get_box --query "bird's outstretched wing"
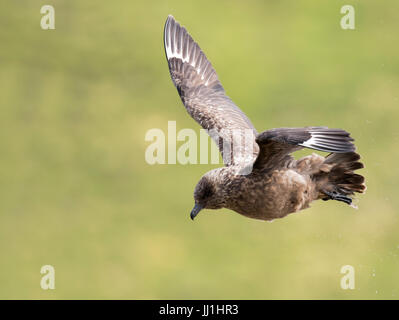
[164,15,258,166]
[254,127,356,170]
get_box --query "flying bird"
[163,15,366,221]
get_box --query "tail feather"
[316,152,366,206]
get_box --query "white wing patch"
[164,24,190,64]
[164,15,210,85]
[300,131,350,151]
[301,133,332,149]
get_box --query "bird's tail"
[315,152,366,208]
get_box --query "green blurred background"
[0,0,398,299]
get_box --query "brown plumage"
[164,15,366,221]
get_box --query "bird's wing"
[164,15,259,167]
[254,127,356,170]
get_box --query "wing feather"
[254,127,356,170]
[164,15,258,166]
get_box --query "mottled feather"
[164,15,259,166]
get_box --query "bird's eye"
[201,185,214,199]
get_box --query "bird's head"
[190,170,226,220]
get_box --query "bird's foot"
[322,190,352,205]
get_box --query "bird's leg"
[322,190,352,205]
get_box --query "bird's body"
[230,168,314,221]
[192,151,361,221]
[163,15,366,221]
[199,166,315,221]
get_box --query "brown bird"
[163,15,366,221]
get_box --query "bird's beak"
[190,203,203,220]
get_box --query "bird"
[163,15,366,221]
